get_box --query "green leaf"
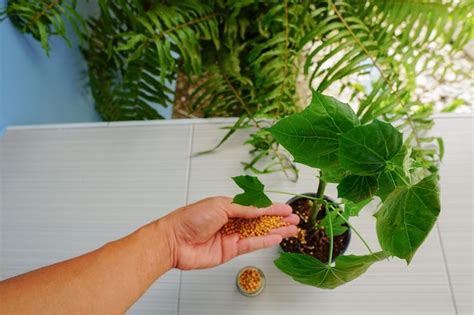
[219,47,242,79]
[37,22,49,55]
[320,164,349,183]
[268,91,359,169]
[377,172,404,201]
[231,175,272,208]
[376,145,411,201]
[436,137,445,161]
[339,119,403,176]
[343,198,373,216]
[375,174,440,263]
[274,252,386,289]
[337,175,378,203]
[116,34,147,51]
[441,98,464,113]
[193,116,248,156]
[319,210,348,236]
[127,43,145,62]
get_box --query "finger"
[219,197,258,218]
[282,213,299,225]
[224,199,292,219]
[270,225,298,239]
[260,203,293,217]
[237,234,282,255]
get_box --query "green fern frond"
[301,0,472,169]
[193,71,252,117]
[359,0,474,81]
[361,0,474,50]
[1,0,86,55]
[247,0,311,116]
[193,0,312,118]
[83,3,174,121]
[304,16,375,91]
[83,0,221,121]
[117,0,220,79]
[304,0,473,93]
[3,0,471,178]
[331,3,435,167]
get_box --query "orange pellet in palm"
[221,215,289,239]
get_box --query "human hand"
[160,196,299,270]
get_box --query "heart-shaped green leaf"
[275,252,386,289]
[339,119,403,176]
[268,91,359,169]
[337,175,378,203]
[232,175,272,208]
[375,174,440,263]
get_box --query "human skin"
[0,196,299,314]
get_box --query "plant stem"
[316,179,327,199]
[334,211,374,255]
[393,167,411,186]
[327,203,334,264]
[308,180,327,228]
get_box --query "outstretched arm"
[0,197,298,314]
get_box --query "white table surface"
[0,114,472,314]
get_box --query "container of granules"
[236,266,265,297]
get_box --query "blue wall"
[0,1,172,135]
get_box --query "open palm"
[163,197,299,270]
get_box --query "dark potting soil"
[280,197,350,263]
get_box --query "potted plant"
[231,91,440,289]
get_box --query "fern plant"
[0,0,85,55]
[2,0,472,178]
[82,0,221,120]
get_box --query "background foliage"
[2,0,473,178]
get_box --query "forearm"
[0,219,173,314]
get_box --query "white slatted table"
[0,114,472,314]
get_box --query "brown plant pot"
[280,193,351,263]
